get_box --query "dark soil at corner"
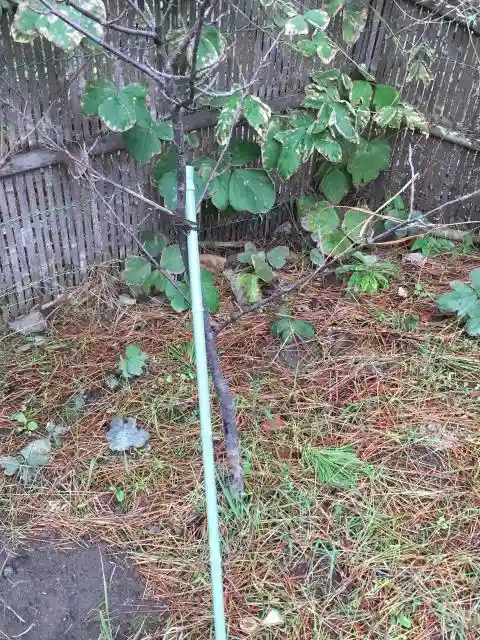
[0,539,166,639]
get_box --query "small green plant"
[118,344,148,379]
[411,235,455,257]
[10,405,38,433]
[382,195,428,237]
[109,485,125,504]
[335,251,397,294]
[437,268,480,336]
[301,445,371,489]
[123,232,220,314]
[413,282,431,299]
[270,306,315,344]
[236,242,289,303]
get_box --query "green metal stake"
[185,165,227,640]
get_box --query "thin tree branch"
[125,0,156,31]
[63,0,156,38]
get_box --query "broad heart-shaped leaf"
[293,319,316,339]
[161,244,185,274]
[124,256,151,285]
[374,84,399,109]
[216,92,242,145]
[190,25,226,71]
[236,273,262,303]
[284,14,309,36]
[140,231,167,258]
[310,247,325,265]
[123,124,161,162]
[143,270,166,294]
[321,231,353,257]
[157,170,205,210]
[153,151,177,184]
[304,9,330,29]
[152,121,174,141]
[296,39,317,57]
[312,30,338,63]
[252,256,274,283]
[20,438,51,468]
[320,168,350,204]
[309,104,334,135]
[82,79,115,115]
[342,3,368,44]
[301,201,340,235]
[347,138,391,186]
[106,416,149,452]
[237,242,261,265]
[350,80,372,107]
[331,103,359,143]
[119,344,148,378]
[266,246,289,269]
[466,304,480,336]
[312,134,342,163]
[325,0,346,17]
[98,91,137,132]
[164,271,219,313]
[243,95,271,139]
[209,170,232,210]
[229,169,275,214]
[261,118,282,170]
[0,456,21,476]
[470,268,480,292]
[228,139,261,166]
[437,283,478,317]
[271,315,295,343]
[165,279,190,312]
[297,194,317,216]
[343,209,372,242]
[13,0,106,50]
[200,268,220,313]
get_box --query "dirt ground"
[1,249,480,638]
[0,537,164,639]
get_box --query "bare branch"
[63,0,156,38]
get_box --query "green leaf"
[12,411,27,424]
[343,209,372,242]
[216,92,242,145]
[293,319,316,339]
[297,194,317,216]
[331,103,359,143]
[320,168,350,204]
[123,124,161,162]
[322,232,353,257]
[243,95,271,139]
[325,0,346,17]
[143,270,166,294]
[98,92,137,132]
[120,84,148,101]
[209,170,232,210]
[301,201,340,235]
[252,256,274,283]
[437,282,478,317]
[165,279,190,312]
[237,242,260,265]
[275,126,313,179]
[342,3,368,44]
[119,344,148,378]
[266,246,289,269]
[237,273,262,303]
[347,138,391,186]
[309,103,334,134]
[350,80,372,107]
[82,79,115,115]
[13,0,106,50]
[312,30,338,63]
[106,416,149,451]
[152,121,174,141]
[124,256,151,285]
[284,14,309,36]
[201,268,220,313]
[161,244,185,274]
[190,25,226,71]
[312,134,342,163]
[397,614,412,630]
[261,118,282,170]
[140,231,167,258]
[304,9,330,29]
[465,312,480,336]
[374,84,399,109]
[310,248,325,265]
[229,169,275,214]
[228,139,261,166]
[153,151,177,183]
[157,171,178,210]
[295,39,317,57]
[20,438,51,468]
[374,105,404,129]
[471,268,480,292]
[0,456,21,476]
[402,104,429,134]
